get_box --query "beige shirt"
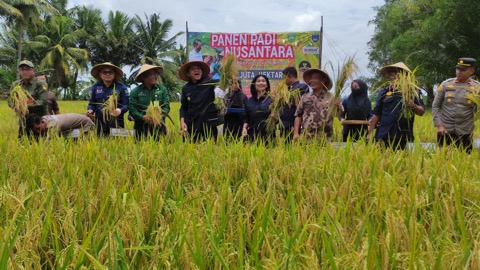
[432,77,479,135]
[44,113,95,135]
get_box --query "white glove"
[214,87,226,98]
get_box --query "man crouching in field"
[25,113,95,138]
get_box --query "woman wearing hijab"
[223,80,247,141]
[338,79,372,142]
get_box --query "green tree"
[27,15,88,99]
[132,13,184,99]
[90,10,137,67]
[368,0,480,106]
[0,0,57,69]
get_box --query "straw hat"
[134,64,163,82]
[302,68,333,90]
[178,61,210,82]
[380,62,411,78]
[91,62,123,81]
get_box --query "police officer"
[368,62,425,150]
[432,57,479,152]
[9,60,48,138]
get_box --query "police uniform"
[432,57,478,151]
[42,114,94,136]
[10,75,48,137]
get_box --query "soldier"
[432,57,479,152]
[35,72,60,115]
[9,60,48,138]
[293,68,341,143]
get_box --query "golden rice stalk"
[218,54,239,91]
[9,85,33,118]
[266,77,301,132]
[334,56,359,98]
[102,86,118,121]
[146,103,164,126]
[467,83,480,120]
[392,67,421,119]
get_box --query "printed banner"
[187,31,321,96]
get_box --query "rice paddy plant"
[1,100,480,268]
[391,67,421,119]
[145,102,164,126]
[8,85,33,119]
[326,56,359,117]
[102,85,118,121]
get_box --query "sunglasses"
[101,70,114,75]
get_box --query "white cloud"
[69,0,385,78]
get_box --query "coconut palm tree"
[27,15,88,99]
[132,13,184,97]
[90,10,138,67]
[0,0,57,68]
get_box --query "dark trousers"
[377,138,408,150]
[437,133,473,153]
[342,125,368,142]
[186,122,218,142]
[224,114,244,142]
[135,124,166,140]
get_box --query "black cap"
[298,61,311,71]
[456,57,476,70]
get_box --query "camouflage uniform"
[9,77,48,137]
[294,90,335,142]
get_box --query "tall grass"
[1,100,480,269]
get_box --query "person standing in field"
[293,68,341,143]
[179,61,224,142]
[86,62,129,136]
[129,64,170,140]
[25,113,94,137]
[242,74,275,143]
[432,57,479,153]
[8,60,48,138]
[338,79,372,142]
[35,72,60,115]
[368,62,425,150]
[279,66,309,141]
[223,80,247,141]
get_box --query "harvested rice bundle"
[9,85,33,118]
[102,85,118,121]
[146,102,164,126]
[218,54,239,91]
[265,77,301,132]
[391,67,421,119]
[215,54,239,116]
[327,56,358,117]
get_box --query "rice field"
[1,100,480,269]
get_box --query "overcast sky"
[70,0,385,79]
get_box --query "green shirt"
[129,83,170,124]
[10,77,48,117]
